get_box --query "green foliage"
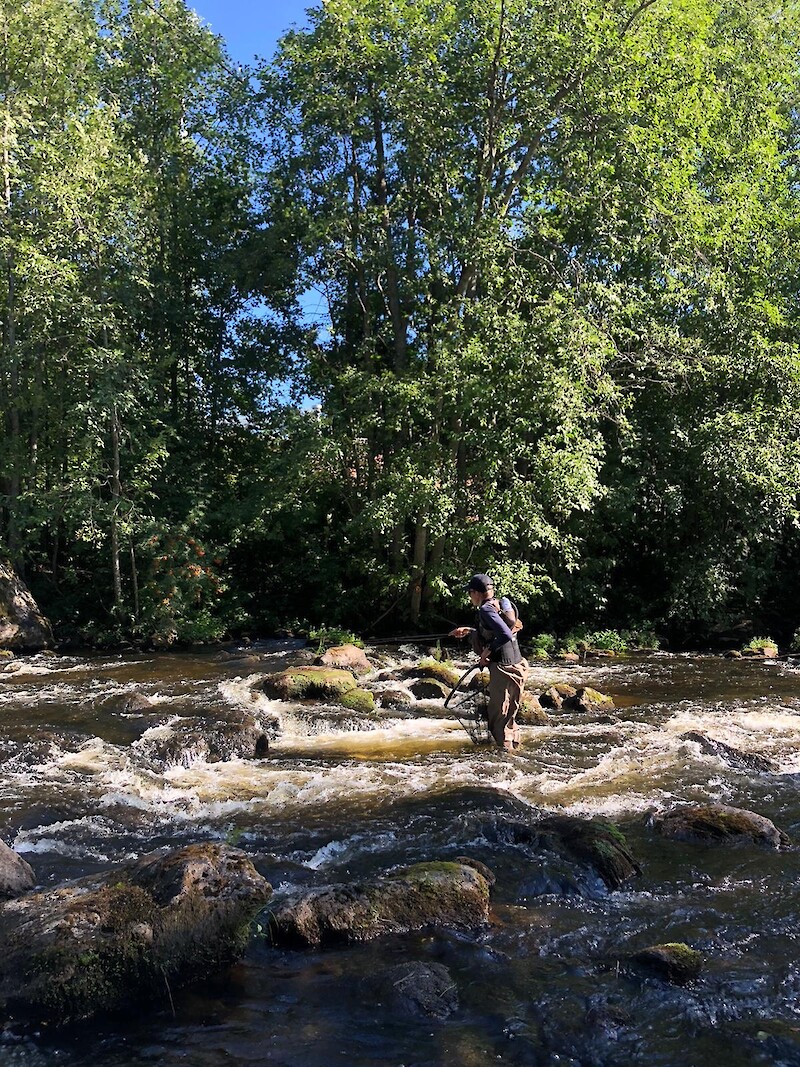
[742,636,779,653]
[583,630,630,654]
[528,633,557,660]
[308,626,364,652]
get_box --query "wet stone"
[651,803,790,850]
[267,861,491,948]
[680,731,777,773]
[370,961,458,1019]
[0,841,35,900]
[627,943,703,984]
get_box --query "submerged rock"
[0,843,271,1026]
[315,644,373,675]
[134,712,271,765]
[267,861,491,948]
[651,803,790,850]
[483,815,641,892]
[375,687,414,708]
[0,563,53,652]
[0,841,35,900]
[262,666,358,702]
[680,731,777,773]
[627,943,702,984]
[371,961,458,1019]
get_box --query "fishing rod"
[366,632,455,646]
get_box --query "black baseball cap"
[466,573,494,593]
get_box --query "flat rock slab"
[0,843,271,1026]
[651,803,790,849]
[268,861,491,948]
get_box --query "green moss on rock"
[406,660,462,688]
[262,667,358,702]
[267,860,490,948]
[652,803,790,850]
[630,943,702,984]
[340,687,376,713]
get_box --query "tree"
[257,0,800,629]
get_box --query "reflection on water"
[2,646,800,1066]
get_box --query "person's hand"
[478,649,490,667]
[449,626,472,639]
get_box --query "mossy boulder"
[376,687,414,708]
[538,684,577,710]
[0,841,35,900]
[262,667,357,702]
[627,943,702,984]
[651,803,790,850]
[562,687,615,713]
[406,660,462,688]
[483,815,641,893]
[315,644,373,675]
[537,816,641,890]
[339,687,376,714]
[742,643,778,659]
[267,861,491,949]
[0,843,271,1026]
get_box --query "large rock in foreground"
[268,861,491,948]
[0,562,53,651]
[651,804,790,850]
[0,843,270,1026]
[0,841,35,900]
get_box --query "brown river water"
[2,644,800,1066]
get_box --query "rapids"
[2,644,800,1066]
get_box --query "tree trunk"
[110,404,123,616]
[409,518,428,623]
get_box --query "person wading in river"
[449,574,528,751]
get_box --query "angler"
[449,573,529,751]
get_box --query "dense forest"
[2,0,800,647]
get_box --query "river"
[2,644,800,1066]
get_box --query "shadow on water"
[2,649,800,1065]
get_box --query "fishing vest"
[476,598,523,665]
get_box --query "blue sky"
[190,0,312,64]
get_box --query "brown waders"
[487,658,529,750]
